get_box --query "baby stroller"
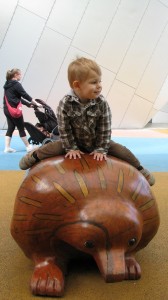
[24,99,59,146]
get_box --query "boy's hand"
[65,150,84,159]
[90,152,107,161]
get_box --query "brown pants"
[36,140,140,169]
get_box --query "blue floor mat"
[0,136,167,171]
[113,137,168,172]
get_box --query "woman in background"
[3,68,41,153]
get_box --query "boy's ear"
[72,80,80,89]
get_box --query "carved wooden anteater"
[11,155,160,297]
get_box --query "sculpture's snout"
[94,248,126,282]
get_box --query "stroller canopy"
[34,99,59,134]
[24,99,59,145]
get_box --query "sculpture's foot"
[125,255,141,280]
[30,258,64,296]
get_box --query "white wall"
[152,102,168,123]
[0,0,168,129]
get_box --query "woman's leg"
[5,115,15,137]
[15,116,37,151]
[4,115,16,152]
[15,115,27,138]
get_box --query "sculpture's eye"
[84,240,95,249]
[128,238,137,247]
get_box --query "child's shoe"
[140,168,155,186]
[4,147,16,153]
[19,152,39,170]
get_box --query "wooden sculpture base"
[11,155,160,297]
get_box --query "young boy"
[19,57,155,186]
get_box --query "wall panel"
[1,0,168,129]
[0,0,18,46]
[97,0,149,73]
[22,28,71,100]
[107,80,135,128]
[117,1,168,88]
[47,0,89,39]
[120,95,153,128]
[18,0,55,19]
[72,0,120,56]
[0,6,45,90]
[136,23,168,103]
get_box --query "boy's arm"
[56,97,79,152]
[94,99,112,154]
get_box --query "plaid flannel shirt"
[56,91,112,153]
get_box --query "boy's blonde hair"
[68,57,101,88]
[6,68,20,80]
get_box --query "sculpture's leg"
[30,256,65,297]
[125,254,141,280]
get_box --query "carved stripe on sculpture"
[53,182,76,203]
[31,175,48,189]
[13,214,28,221]
[19,197,42,207]
[55,163,65,174]
[128,166,134,177]
[132,181,143,201]
[143,215,159,225]
[74,170,89,197]
[34,213,63,221]
[106,158,113,169]
[117,169,124,193]
[80,157,90,170]
[97,166,106,189]
[25,228,52,235]
[139,199,155,211]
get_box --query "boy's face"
[74,71,102,100]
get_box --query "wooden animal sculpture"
[11,155,160,297]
